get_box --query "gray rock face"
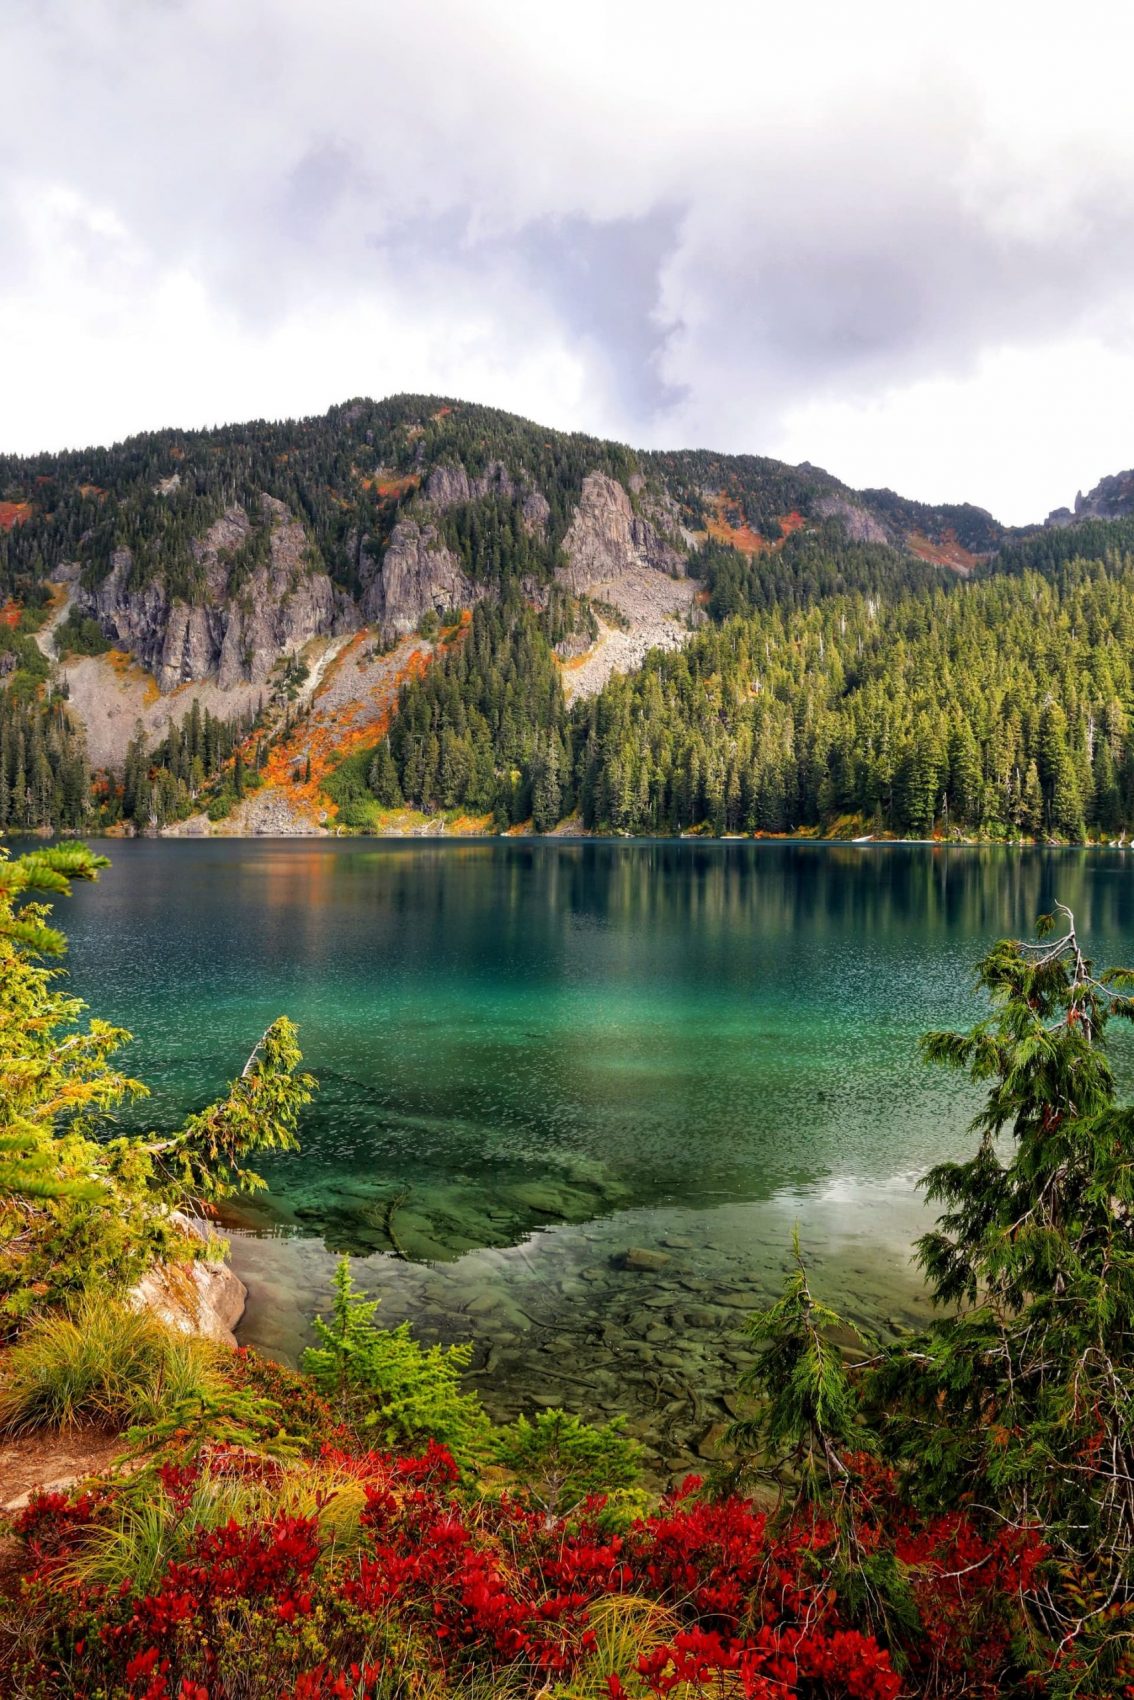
[359,517,478,635]
[1073,470,1134,521]
[1045,470,1134,529]
[425,462,474,508]
[80,499,351,693]
[425,457,517,509]
[69,465,687,700]
[814,493,890,545]
[425,459,549,539]
[521,488,551,534]
[559,471,685,593]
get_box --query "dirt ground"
[0,1423,126,1511]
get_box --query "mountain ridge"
[0,389,1060,704]
[5,393,1134,842]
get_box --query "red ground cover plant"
[2,1442,1050,1700]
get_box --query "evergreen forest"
[351,530,1134,843]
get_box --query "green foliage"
[492,1407,644,1523]
[0,686,90,832]
[302,1256,490,1465]
[0,394,640,608]
[572,553,1134,839]
[52,610,111,657]
[0,1298,223,1434]
[116,699,260,831]
[689,527,939,621]
[728,1232,872,1505]
[883,914,1134,1627]
[323,745,384,827]
[727,907,1134,1690]
[379,597,569,825]
[157,1018,314,1202]
[0,846,312,1331]
[9,394,1134,848]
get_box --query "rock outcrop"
[1047,469,1134,528]
[79,498,351,693]
[425,459,549,537]
[128,1213,247,1347]
[554,472,697,704]
[814,493,890,545]
[359,517,478,635]
[425,458,514,508]
[558,471,685,594]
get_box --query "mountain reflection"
[48,839,1134,1259]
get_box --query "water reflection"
[49,839,1134,1266]
[34,836,1134,1474]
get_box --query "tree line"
[358,544,1134,842]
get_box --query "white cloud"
[773,339,1134,521]
[3,0,1134,521]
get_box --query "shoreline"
[7,824,1123,849]
[226,1182,936,1482]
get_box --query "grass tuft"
[0,1298,223,1435]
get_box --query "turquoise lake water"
[44,838,1134,1474]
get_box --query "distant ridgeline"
[3,394,1134,839]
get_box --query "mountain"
[1046,467,1134,528]
[3,394,1134,842]
[0,393,1007,688]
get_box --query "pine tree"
[0,845,315,1323]
[530,734,561,832]
[368,742,403,807]
[886,909,1134,1681]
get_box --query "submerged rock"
[618,1248,671,1272]
[696,1421,731,1461]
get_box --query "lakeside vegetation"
[3,847,1134,1692]
[336,537,1134,842]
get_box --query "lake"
[46,838,1134,1475]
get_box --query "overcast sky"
[4,1,1134,523]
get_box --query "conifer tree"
[0,846,314,1327]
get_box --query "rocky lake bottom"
[228,1181,932,1482]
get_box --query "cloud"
[3,0,1134,520]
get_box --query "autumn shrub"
[58,1450,375,1595]
[0,1442,1051,1700]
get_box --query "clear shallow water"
[42,838,1134,1474]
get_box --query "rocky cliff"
[79,497,352,692]
[15,390,1131,770]
[424,458,551,534]
[558,471,686,593]
[65,449,696,703]
[358,517,477,634]
[1047,468,1134,528]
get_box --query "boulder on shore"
[128,1212,247,1346]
